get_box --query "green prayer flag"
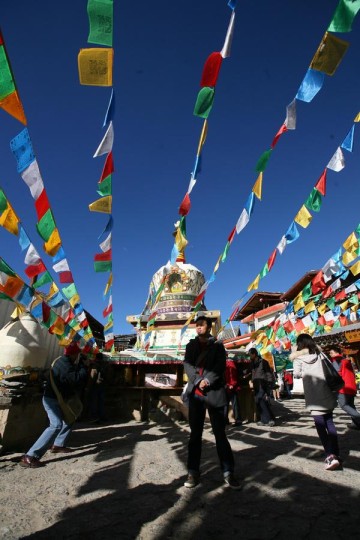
[193,87,215,119]
[107,312,113,323]
[0,45,16,100]
[32,271,53,289]
[302,283,313,302]
[42,309,57,329]
[0,258,16,276]
[305,188,322,212]
[259,263,269,279]
[255,149,272,172]
[36,209,56,242]
[355,223,360,237]
[94,260,112,272]
[326,297,336,310]
[333,320,341,329]
[312,294,322,303]
[276,326,286,338]
[328,0,360,33]
[349,294,359,305]
[0,189,8,214]
[221,242,231,263]
[97,174,112,196]
[62,283,77,300]
[87,0,113,47]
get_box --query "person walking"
[290,334,341,471]
[328,345,360,430]
[20,343,88,468]
[248,348,275,426]
[225,357,242,426]
[183,315,240,489]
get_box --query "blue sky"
[1,1,360,335]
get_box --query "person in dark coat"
[20,343,88,468]
[183,316,240,489]
[249,348,276,426]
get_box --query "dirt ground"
[1,397,360,540]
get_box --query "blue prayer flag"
[296,69,325,103]
[10,128,36,173]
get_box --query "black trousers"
[187,396,234,475]
[254,386,274,424]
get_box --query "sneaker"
[324,455,340,471]
[268,420,275,427]
[184,473,200,488]
[224,474,242,490]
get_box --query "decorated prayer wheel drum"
[0,313,48,373]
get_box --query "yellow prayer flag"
[294,205,312,228]
[304,301,315,314]
[104,320,113,331]
[11,305,25,318]
[342,249,358,266]
[247,274,260,292]
[252,172,263,200]
[69,294,81,308]
[50,317,65,336]
[0,90,27,125]
[0,205,19,235]
[294,294,305,312]
[343,232,358,252]
[104,272,113,296]
[354,112,360,122]
[310,32,349,76]
[78,48,113,86]
[89,195,112,213]
[43,228,62,256]
[307,325,315,336]
[339,301,349,311]
[317,303,327,315]
[349,260,360,276]
[255,332,265,345]
[324,324,333,333]
[351,304,358,312]
[47,282,59,298]
[197,119,208,155]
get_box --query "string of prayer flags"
[78,48,114,86]
[0,30,27,125]
[94,249,112,272]
[328,0,360,33]
[87,0,113,47]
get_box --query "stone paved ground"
[1,397,360,540]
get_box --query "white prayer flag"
[100,233,112,252]
[93,121,114,157]
[53,259,70,273]
[25,244,41,265]
[221,11,235,58]
[21,160,44,200]
[235,209,249,234]
[277,236,287,255]
[285,100,297,130]
[327,147,345,172]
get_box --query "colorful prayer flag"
[78,48,114,86]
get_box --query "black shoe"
[20,455,44,468]
[184,473,200,488]
[224,474,241,490]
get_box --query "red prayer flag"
[35,189,50,220]
[100,152,114,182]
[322,286,333,299]
[59,271,74,284]
[42,301,51,323]
[179,193,191,216]
[25,262,46,278]
[103,304,113,317]
[311,271,326,294]
[335,290,346,302]
[340,315,348,326]
[200,52,223,87]
[294,319,305,332]
[267,249,277,271]
[227,226,236,244]
[315,169,327,196]
[193,290,206,306]
[271,123,288,148]
[94,249,112,262]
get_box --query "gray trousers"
[338,393,360,427]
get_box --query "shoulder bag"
[319,353,344,392]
